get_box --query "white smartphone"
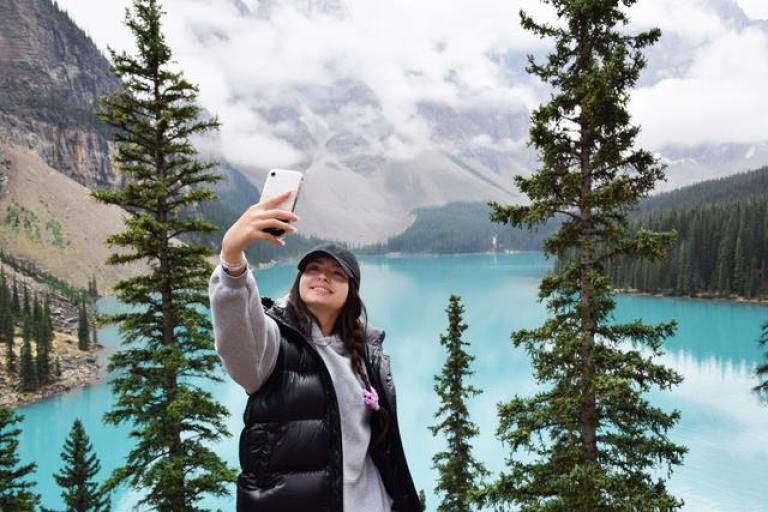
[259,169,304,238]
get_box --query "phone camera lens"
[270,171,276,176]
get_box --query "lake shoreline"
[614,287,768,306]
[2,333,105,409]
[12,254,763,409]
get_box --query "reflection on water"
[18,253,768,511]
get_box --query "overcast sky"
[55,0,768,170]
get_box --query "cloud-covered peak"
[56,0,768,193]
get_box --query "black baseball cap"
[297,243,361,290]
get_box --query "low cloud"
[632,26,768,148]
[57,0,768,167]
[734,0,768,20]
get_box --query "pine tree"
[19,316,37,392]
[418,489,427,512]
[47,419,111,512]
[733,234,746,296]
[54,356,62,378]
[3,319,14,375]
[90,1,237,508]
[755,320,768,401]
[483,1,686,509]
[11,276,20,317]
[1,269,15,374]
[43,295,55,378]
[428,295,487,512]
[21,284,30,318]
[0,407,41,510]
[0,267,7,320]
[33,295,51,385]
[77,301,90,351]
[89,297,100,348]
[88,275,99,300]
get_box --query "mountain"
[178,0,768,242]
[0,0,120,189]
[0,0,524,247]
[0,0,264,291]
[0,143,150,293]
[9,0,764,260]
[235,77,524,244]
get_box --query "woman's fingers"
[256,208,301,223]
[263,233,286,246]
[257,218,297,234]
[227,193,302,250]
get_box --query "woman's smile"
[310,285,333,295]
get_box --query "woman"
[208,191,422,512]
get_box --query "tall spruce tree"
[483,1,686,509]
[21,284,29,318]
[91,318,100,347]
[0,407,40,511]
[1,269,15,374]
[45,419,111,512]
[33,295,51,384]
[19,316,37,392]
[77,301,90,351]
[428,295,487,512]
[90,0,237,509]
[11,276,20,317]
[42,295,54,377]
[3,319,14,374]
[88,275,99,300]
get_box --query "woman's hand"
[221,190,301,262]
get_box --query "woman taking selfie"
[208,190,422,512]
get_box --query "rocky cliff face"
[0,0,121,189]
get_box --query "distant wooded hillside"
[359,201,561,254]
[608,167,768,298]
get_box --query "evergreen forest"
[607,167,768,298]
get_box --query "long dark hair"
[287,266,391,446]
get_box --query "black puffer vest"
[236,298,422,512]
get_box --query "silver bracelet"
[220,251,247,274]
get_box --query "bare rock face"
[0,0,121,190]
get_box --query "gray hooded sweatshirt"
[208,264,394,512]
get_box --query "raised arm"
[208,263,281,394]
[208,190,301,395]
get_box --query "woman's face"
[299,256,350,315]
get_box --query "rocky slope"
[0,142,152,294]
[0,0,120,190]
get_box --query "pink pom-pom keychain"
[362,386,380,411]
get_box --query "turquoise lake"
[17,252,768,511]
